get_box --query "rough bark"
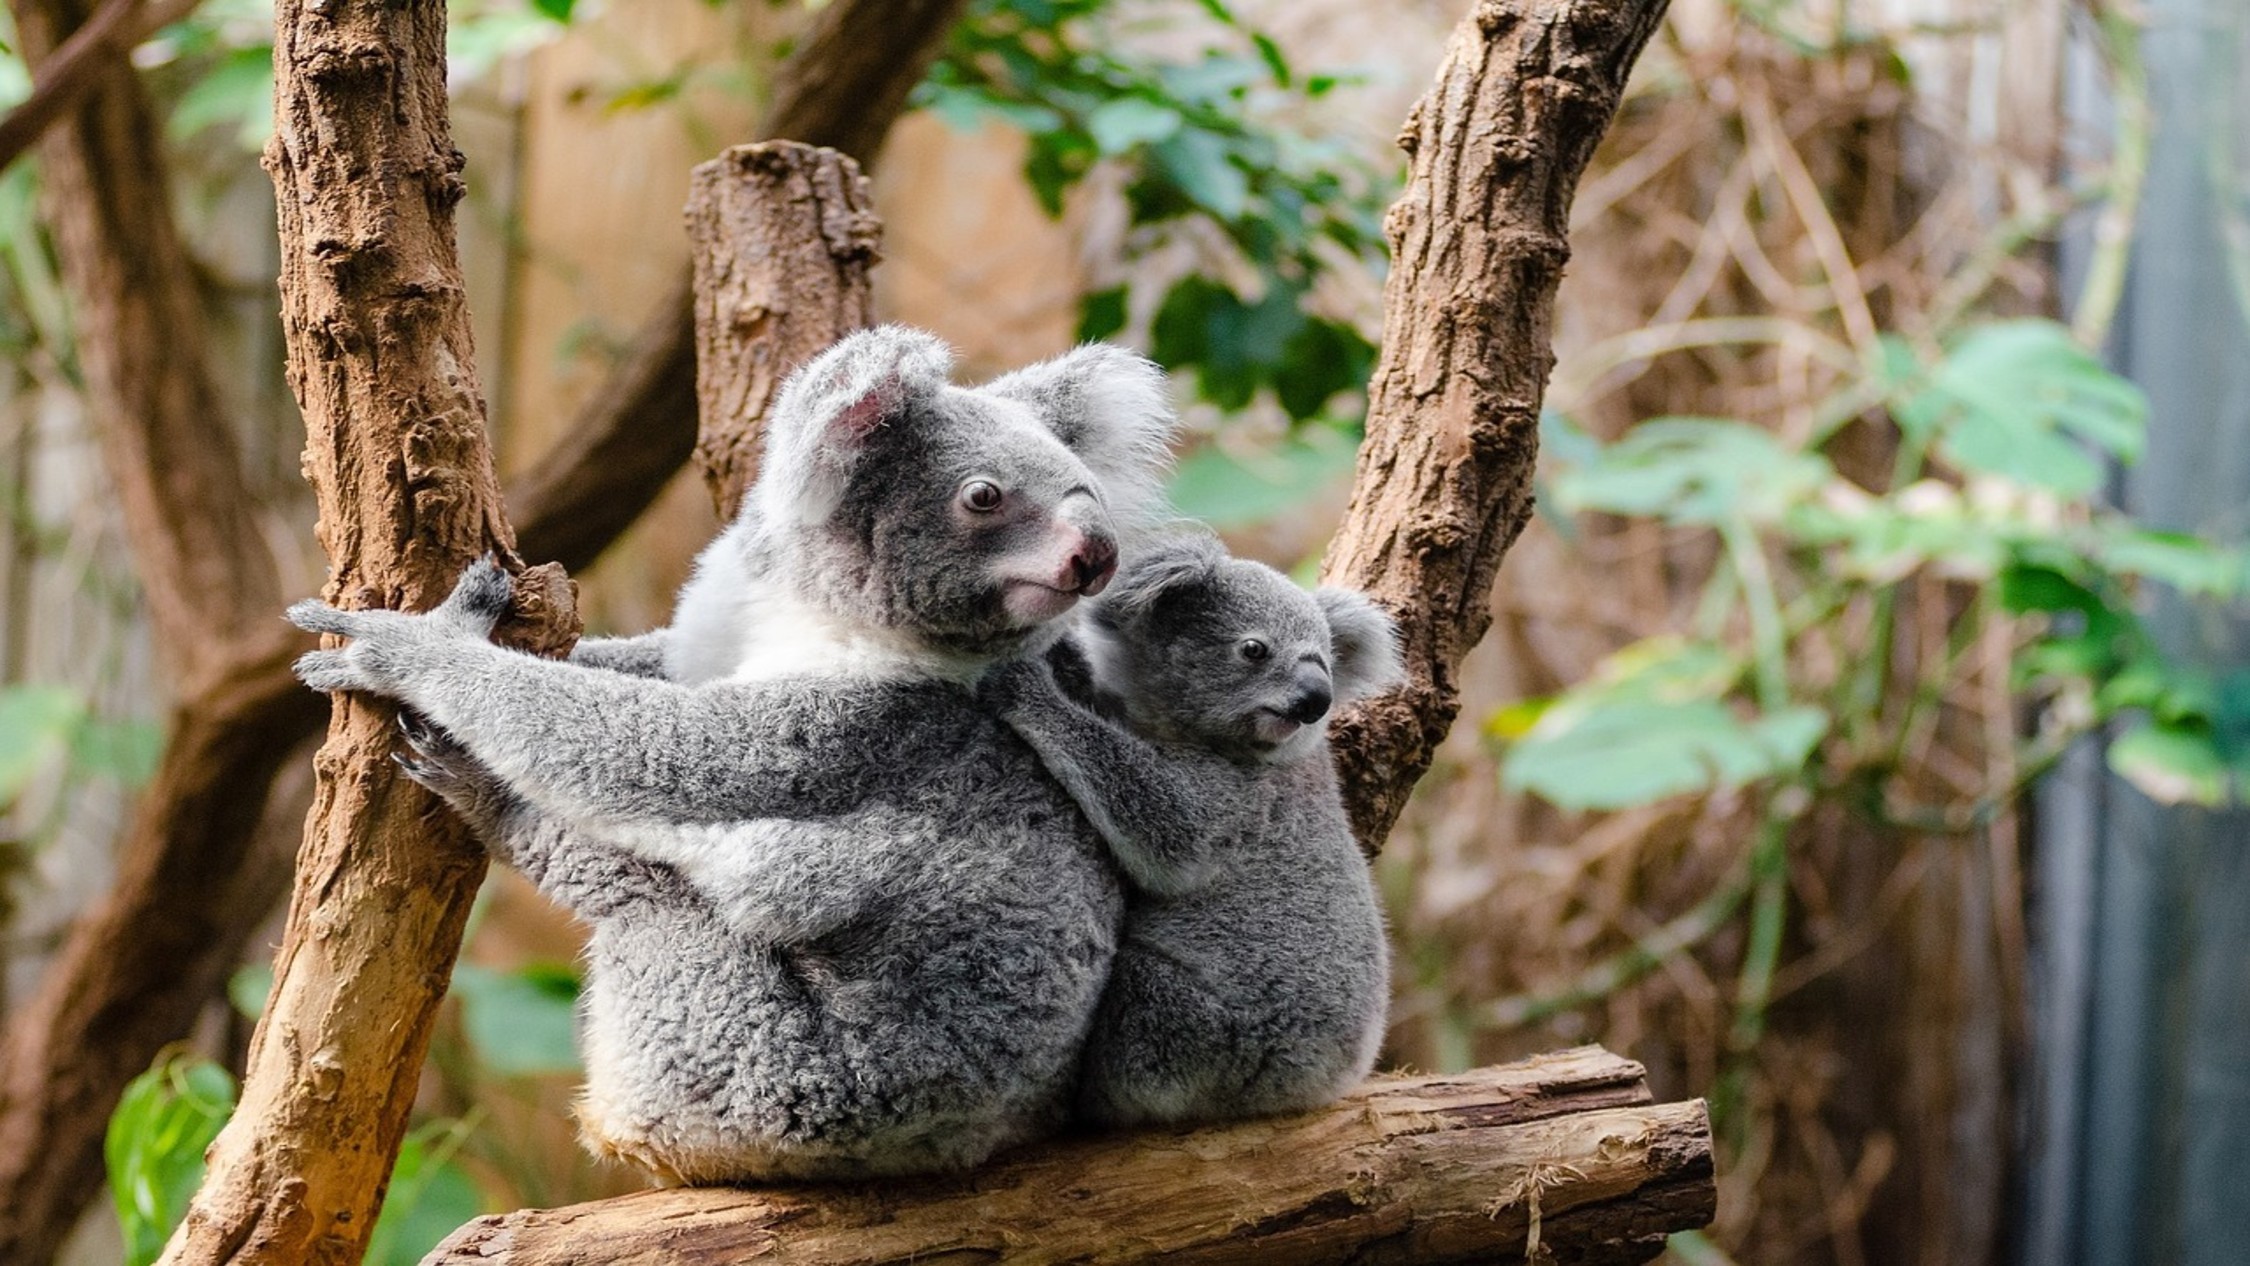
[502,0,967,570]
[155,2,580,1263]
[685,143,879,519]
[1321,0,1672,850]
[0,3,959,1260]
[425,1048,1713,1266]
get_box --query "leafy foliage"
[451,960,584,1075]
[106,1057,235,1266]
[1507,317,2250,816]
[919,0,1388,422]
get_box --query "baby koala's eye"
[1238,638,1271,663]
[960,480,1005,513]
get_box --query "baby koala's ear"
[1094,534,1223,628]
[981,344,1178,529]
[1315,586,1406,705]
[758,325,953,524]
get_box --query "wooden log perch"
[425,1047,1713,1266]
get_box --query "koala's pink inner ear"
[830,379,898,444]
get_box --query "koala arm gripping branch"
[989,670,1250,898]
[289,572,942,827]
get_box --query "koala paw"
[285,558,513,698]
[434,556,514,635]
[393,710,510,822]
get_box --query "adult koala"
[285,327,1176,1182]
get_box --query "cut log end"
[423,1046,1713,1265]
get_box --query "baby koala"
[982,535,1404,1127]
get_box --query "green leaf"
[1152,131,1250,221]
[1086,97,1182,154]
[71,718,164,786]
[1076,285,1129,343]
[1911,319,2148,495]
[2109,720,2231,807]
[107,1058,237,1266]
[1496,637,1826,811]
[228,963,273,1020]
[365,1119,484,1266]
[2094,527,2248,598]
[0,685,82,804]
[452,962,583,1075]
[1166,428,1360,528]
[530,0,575,21]
[1503,698,1828,811]
[168,45,275,151]
[1552,418,1832,525]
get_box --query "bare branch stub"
[686,142,880,519]
[1322,0,1674,850]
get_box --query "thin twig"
[0,0,201,176]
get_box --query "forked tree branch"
[157,0,580,1260]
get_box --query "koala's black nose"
[1070,536,1119,595]
[1283,685,1333,725]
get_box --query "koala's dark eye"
[960,480,1004,513]
[1238,638,1271,663]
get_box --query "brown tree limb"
[4,0,276,676]
[1322,0,1673,850]
[154,0,582,1260]
[0,0,198,178]
[504,0,967,570]
[424,1048,1713,1265]
[0,3,963,1260]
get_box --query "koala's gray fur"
[981,536,1405,1127]
[286,326,1177,1182]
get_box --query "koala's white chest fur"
[665,530,976,685]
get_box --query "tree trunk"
[156,2,579,1262]
[686,143,879,518]
[424,1048,1713,1266]
[1322,0,1672,851]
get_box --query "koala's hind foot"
[393,710,506,819]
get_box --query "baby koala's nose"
[1283,685,1333,725]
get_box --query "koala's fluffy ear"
[1094,534,1224,628]
[982,344,1178,528]
[757,325,953,524]
[1316,587,1406,705]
